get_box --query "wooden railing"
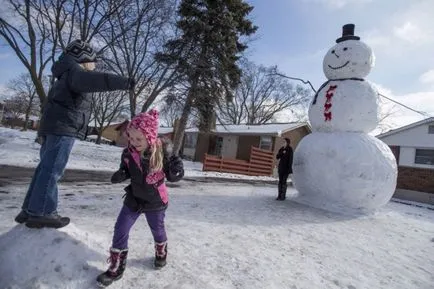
[202,146,274,176]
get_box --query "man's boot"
[15,210,29,224]
[154,241,167,269]
[276,183,284,200]
[96,248,128,287]
[280,184,287,200]
[25,212,70,229]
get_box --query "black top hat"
[336,24,360,43]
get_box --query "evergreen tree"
[156,0,257,155]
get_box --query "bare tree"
[218,61,311,125]
[0,0,55,106]
[90,90,129,144]
[3,73,43,130]
[160,102,181,127]
[0,0,132,106]
[99,0,180,118]
[376,96,399,134]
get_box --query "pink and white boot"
[154,241,167,269]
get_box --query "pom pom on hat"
[128,109,159,146]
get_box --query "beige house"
[182,123,311,162]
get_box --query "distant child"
[16,39,134,229]
[97,109,184,287]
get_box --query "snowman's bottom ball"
[292,133,397,214]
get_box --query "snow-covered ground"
[0,181,433,289]
[1,127,433,289]
[0,127,277,181]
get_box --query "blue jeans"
[22,135,75,216]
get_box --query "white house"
[377,117,434,168]
[377,117,434,194]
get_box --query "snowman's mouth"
[328,61,350,70]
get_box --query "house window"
[415,149,434,165]
[259,136,272,151]
[429,125,434,134]
[389,145,400,164]
[184,133,197,149]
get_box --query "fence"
[202,146,274,176]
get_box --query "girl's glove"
[167,156,184,182]
[169,156,183,172]
[111,169,129,183]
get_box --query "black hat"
[336,24,360,43]
[65,40,97,63]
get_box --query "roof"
[376,117,434,138]
[86,135,112,142]
[158,127,173,134]
[185,122,310,136]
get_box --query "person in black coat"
[276,138,293,200]
[15,40,134,229]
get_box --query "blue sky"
[1,0,433,127]
[245,0,434,127]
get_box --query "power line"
[271,72,433,118]
[378,93,432,118]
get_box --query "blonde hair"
[148,139,164,172]
[80,62,96,71]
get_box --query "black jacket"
[276,145,293,174]
[111,145,184,212]
[38,55,130,139]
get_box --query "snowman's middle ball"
[308,80,379,133]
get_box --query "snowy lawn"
[0,127,277,181]
[0,181,433,289]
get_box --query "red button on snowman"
[292,24,398,214]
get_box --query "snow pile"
[0,224,107,289]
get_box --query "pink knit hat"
[127,109,159,146]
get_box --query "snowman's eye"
[343,47,348,51]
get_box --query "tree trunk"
[129,89,136,118]
[96,125,104,145]
[23,114,29,131]
[23,97,34,131]
[141,89,159,112]
[34,78,47,107]
[172,91,194,157]
[96,132,102,144]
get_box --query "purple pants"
[112,205,167,250]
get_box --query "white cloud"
[0,84,8,99]
[393,22,427,43]
[304,0,372,9]
[364,30,391,49]
[419,69,434,84]
[363,1,434,53]
[0,53,11,60]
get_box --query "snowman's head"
[323,24,375,80]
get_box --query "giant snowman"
[292,24,398,213]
